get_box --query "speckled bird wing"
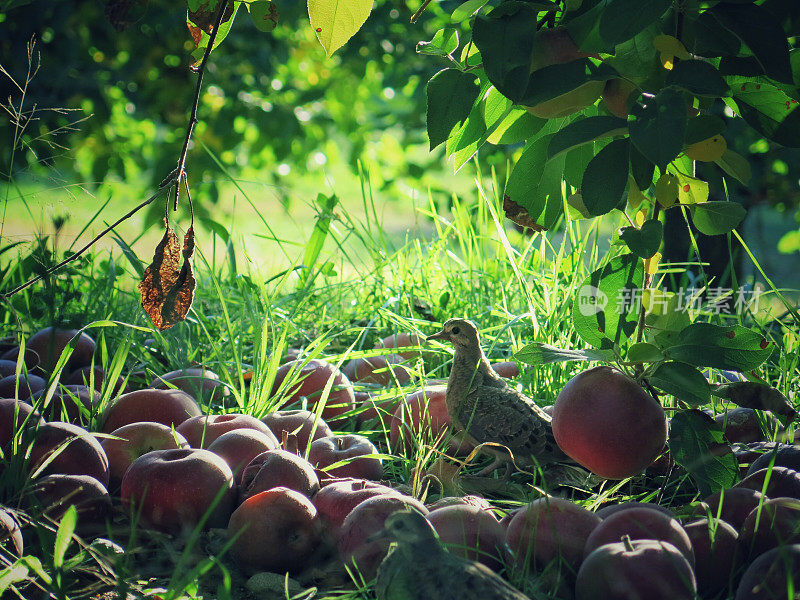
[454,560,531,600]
[456,384,561,463]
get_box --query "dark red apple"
[26,421,110,487]
[241,449,320,500]
[151,368,229,403]
[121,448,235,534]
[715,407,781,444]
[101,422,190,489]
[207,428,279,483]
[337,494,428,579]
[308,434,382,481]
[100,389,201,433]
[0,360,19,379]
[427,495,494,512]
[228,487,322,574]
[354,391,400,425]
[576,539,696,600]
[583,506,694,565]
[737,466,800,499]
[342,355,411,387]
[735,544,800,600]
[428,504,507,570]
[375,333,423,361]
[261,409,333,453]
[270,359,355,422]
[0,398,41,448]
[596,502,676,520]
[0,347,39,371]
[683,518,739,596]
[0,507,23,558]
[552,366,668,479]
[740,497,800,558]
[491,361,519,379]
[747,443,800,476]
[26,474,112,531]
[506,496,601,570]
[32,384,99,424]
[26,327,95,373]
[389,385,472,455]
[176,413,277,449]
[64,366,126,397]
[703,487,765,530]
[313,478,402,534]
[0,374,47,400]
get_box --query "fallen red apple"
[261,409,333,454]
[552,366,668,479]
[101,422,190,490]
[735,544,800,600]
[595,502,676,520]
[583,506,694,565]
[428,504,507,570]
[747,443,800,476]
[702,487,765,530]
[0,507,23,559]
[506,496,601,571]
[715,407,781,444]
[64,366,126,397]
[0,398,41,449]
[228,487,323,574]
[207,428,280,483]
[313,478,402,534]
[427,495,494,512]
[151,367,229,403]
[240,449,320,500]
[270,359,356,422]
[389,385,472,456]
[176,413,277,449]
[683,518,739,596]
[32,384,99,424]
[0,346,39,372]
[375,333,423,361]
[576,538,696,600]
[740,497,800,558]
[737,466,800,499]
[100,389,201,433]
[342,355,411,387]
[308,434,382,481]
[26,474,112,532]
[0,360,19,379]
[26,421,110,487]
[491,361,519,379]
[0,374,47,400]
[26,327,96,373]
[337,493,429,580]
[121,448,235,534]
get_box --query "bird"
[427,318,569,476]
[374,510,531,600]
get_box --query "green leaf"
[572,254,643,348]
[426,69,480,151]
[628,87,687,170]
[417,28,459,56]
[619,218,663,259]
[626,341,663,363]
[54,505,77,569]
[726,78,800,147]
[308,0,373,57]
[581,138,630,216]
[666,60,729,97]
[664,323,773,371]
[547,116,628,159]
[714,149,751,185]
[708,3,793,84]
[515,343,615,365]
[598,0,672,47]
[451,0,491,22]
[650,361,711,406]
[669,409,739,496]
[446,81,491,171]
[520,59,617,107]
[690,201,746,235]
[488,110,545,145]
[629,144,655,190]
[248,0,278,32]
[504,136,550,213]
[685,115,726,145]
[603,23,662,88]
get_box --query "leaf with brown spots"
[503,195,546,232]
[138,221,196,330]
[188,0,234,33]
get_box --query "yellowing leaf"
[634,208,647,227]
[685,135,727,162]
[627,176,645,210]
[308,0,373,57]
[675,171,709,204]
[654,34,690,70]
[644,251,661,275]
[643,288,675,315]
[655,172,678,208]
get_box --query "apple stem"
[621,534,635,552]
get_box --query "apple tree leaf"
[426,69,481,150]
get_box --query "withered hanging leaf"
[503,195,546,232]
[105,0,148,31]
[138,222,196,330]
[188,0,234,33]
[715,381,798,423]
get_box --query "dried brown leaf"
[138,221,196,330]
[503,195,546,232]
[716,381,798,422]
[188,0,234,33]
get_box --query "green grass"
[0,162,799,599]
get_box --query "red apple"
[0,374,47,400]
[583,507,694,565]
[26,474,112,531]
[735,544,800,600]
[576,539,696,600]
[596,502,676,520]
[702,487,765,530]
[0,508,23,558]
[64,366,126,397]
[26,421,110,487]
[683,518,739,596]
[0,398,41,449]
[737,466,800,499]
[241,449,320,500]
[342,355,411,387]
[601,78,638,119]
[428,504,507,570]
[747,443,800,476]
[715,407,781,444]
[270,359,355,422]
[313,478,402,534]
[0,360,19,379]
[151,368,228,403]
[32,384,99,424]
[506,496,601,570]
[176,413,277,449]
[427,495,494,512]
[101,422,190,490]
[308,434,382,481]
[491,361,519,379]
[354,391,400,425]
[337,494,429,579]
[100,389,201,433]
[121,448,235,534]
[740,497,800,558]
[207,428,280,483]
[0,346,39,371]
[261,409,333,453]
[389,385,472,455]
[26,327,95,373]
[375,333,423,361]
[228,487,323,574]
[552,366,668,479]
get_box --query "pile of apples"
[2,326,800,600]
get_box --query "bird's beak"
[366,529,389,543]
[426,329,448,342]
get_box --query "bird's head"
[378,510,438,545]
[426,318,480,349]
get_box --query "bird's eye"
[451,326,460,335]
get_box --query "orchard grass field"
[0,171,798,599]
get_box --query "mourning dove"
[374,510,530,600]
[427,318,569,475]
